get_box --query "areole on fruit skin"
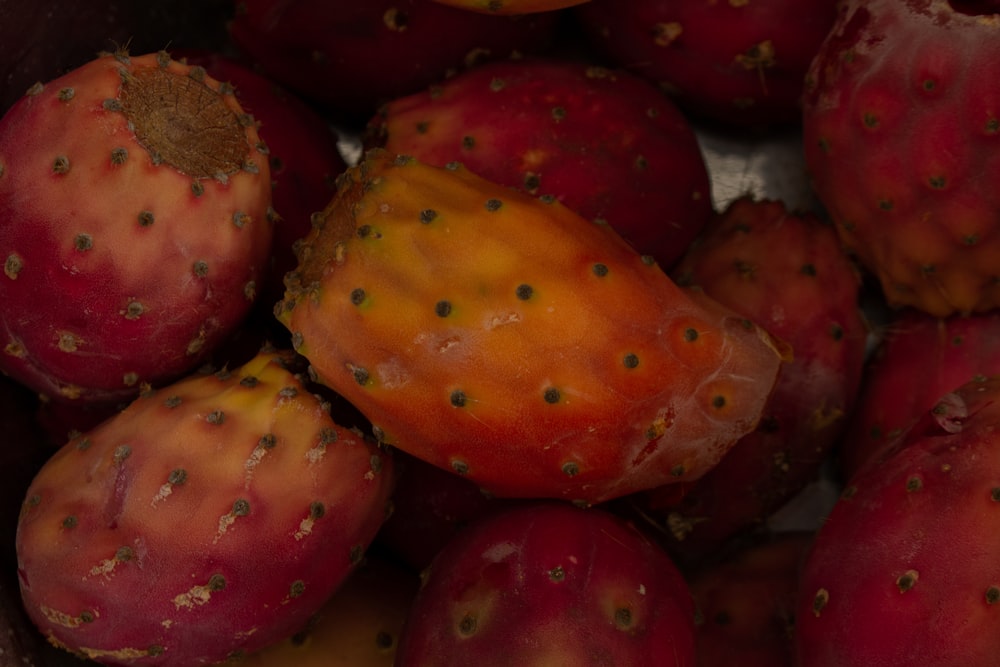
[0,48,275,404]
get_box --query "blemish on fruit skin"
[896,569,919,592]
[4,254,22,279]
[452,460,470,475]
[986,586,1000,605]
[623,353,640,369]
[812,588,829,617]
[52,155,70,174]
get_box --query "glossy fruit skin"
[630,197,867,563]
[802,0,1000,317]
[395,501,697,667]
[575,0,837,127]
[795,376,1000,666]
[366,57,713,270]
[0,50,274,405]
[278,150,785,505]
[15,348,395,666]
[838,308,1000,480]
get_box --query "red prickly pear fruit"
[15,348,395,666]
[365,57,714,269]
[278,150,786,505]
[627,196,867,563]
[227,0,560,121]
[802,0,1000,316]
[839,308,1000,480]
[574,0,838,128]
[795,375,1000,666]
[239,554,419,667]
[172,49,348,320]
[688,531,812,667]
[0,49,275,406]
[395,501,697,667]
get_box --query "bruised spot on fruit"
[986,117,1000,135]
[562,461,579,477]
[450,389,467,407]
[906,476,923,492]
[461,135,475,151]
[634,155,648,171]
[990,487,1000,502]
[350,287,367,305]
[544,387,561,404]
[897,570,919,592]
[137,210,155,227]
[812,588,829,617]
[623,353,640,369]
[74,234,93,251]
[523,172,540,192]
[711,395,727,409]
[52,155,70,174]
[485,198,503,212]
[419,208,438,224]
[987,586,1000,605]
[4,253,22,279]
[193,260,209,277]
[592,263,609,277]
[830,323,844,341]
[119,66,247,179]
[62,515,78,529]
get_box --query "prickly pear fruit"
[0,49,274,406]
[16,348,394,666]
[278,150,785,504]
[795,375,1000,666]
[802,0,1000,316]
[839,308,1000,480]
[630,196,867,562]
[365,57,713,269]
[395,501,697,667]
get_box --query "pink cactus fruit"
[15,347,395,666]
[0,49,274,406]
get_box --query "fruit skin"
[16,347,395,666]
[278,150,785,504]
[365,57,713,269]
[431,0,589,14]
[802,0,1000,317]
[228,0,560,121]
[838,308,1000,480]
[628,197,868,563]
[688,531,812,667]
[238,554,419,667]
[575,0,837,127]
[395,501,697,667]
[173,49,347,320]
[0,49,274,405]
[795,375,1000,666]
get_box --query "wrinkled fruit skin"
[278,150,784,504]
[366,57,713,269]
[633,197,867,563]
[795,376,1000,666]
[575,0,837,127]
[395,501,697,667]
[803,0,1000,317]
[838,308,1000,480]
[0,50,274,405]
[16,348,394,666]
[228,0,559,121]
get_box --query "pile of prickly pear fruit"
[4,0,1000,665]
